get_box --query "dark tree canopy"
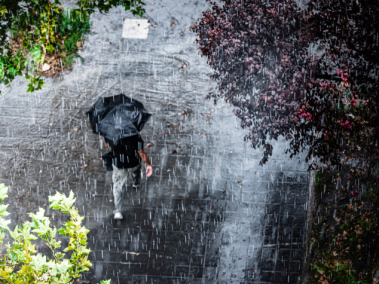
[191,0,379,172]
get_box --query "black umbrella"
[86,93,151,146]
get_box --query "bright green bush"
[0,183,110,284]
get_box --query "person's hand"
[146,165,153,177]
[104,141,109,148]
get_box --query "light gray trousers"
[112,164,141,214]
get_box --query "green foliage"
[0,183,110,284]
[0,0,146,96]
[53,7,93,67]
[309,166,379,284]
[361,187,379,200]
[311,258,363,284]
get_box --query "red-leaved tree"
[191,0,379,173]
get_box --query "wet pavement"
[0,0,310,283]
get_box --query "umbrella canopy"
[86,93,151,145]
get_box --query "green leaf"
[0,204,10,217]
[100,280,111,284]
[29,253,48,272]
[46,45,55,53]
[55,252,65,259]
[58,272,71,283]
[58,227,68,236]
[30,45,42,63]
[8,252,18,261]
[0,219,10,231]
[49,190,76,213]
[0,6,8,18]
[29,208,49,224]
[51,239,61,249]
[54,259,73,275]
[8,66,17,76]
[20,223,37,243]
[0,184,8,201]
[31,224,50,236]
[26,84,35,93]
[63,245,75,252]
[0,232,6,246]
[28,208,52,236]
[36,78,46,90]
[9,225,20,241]
[50,227,57,239]
[77,247,91,256]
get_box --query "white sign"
[122,19,151,39]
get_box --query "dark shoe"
[131,165,141,187]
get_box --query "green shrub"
[0,183,110,284]
[0,0,146,95]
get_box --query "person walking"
[103,134,153,219]
[86,93,153,220]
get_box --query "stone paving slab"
[0,0,310,283]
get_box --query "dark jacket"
[102,134,144,171]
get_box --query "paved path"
[0,0,309,283]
